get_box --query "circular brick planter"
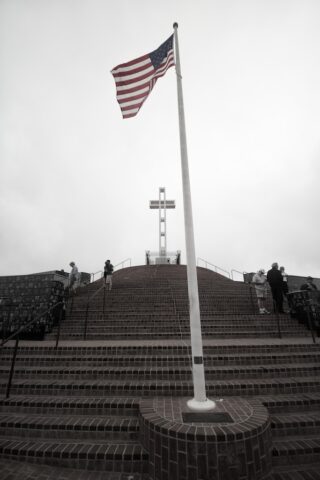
[139,397,272,480]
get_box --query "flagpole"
[173,23,215,411]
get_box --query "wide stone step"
[68,295,254,304]
[271,411,320,436]
[258,393,320,413]
[46,331,310,341]
[272,434,320,466]
[271,462,320,479]
[68,306,176,313]
[98,302,256,307]
[71,315,296,322]
[0,395,139,415]
[2,362,320,381]
[1,375,320,397]
[2,341,318,356]
[0,413,140,440]
[53,329,309,339]
[54,325,308,334]
[57,323,302,330]
[0,437,148,473]
[2,351,320,367]
[0,457,150,480]
[3,393,320,415]
[58,318,302,327]
[66,310,177,318]
[66,309,272,317]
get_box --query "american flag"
[111,35,174,119]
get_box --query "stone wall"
[0,272,65,340]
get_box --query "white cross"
[149,187,175,258]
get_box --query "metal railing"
[90,270,103,282]
[90,258,132,283]
[197,258,230,278]
[231,269,247,281]
[114,258,131,270]
[83,285,105,340]
[0,298,66,398]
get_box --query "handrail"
[86,284,105,305]
[231,269,247,281]
[1,299,64,347]
[1,298,66,399]
[90,258,132,282]
[114,258,131,270]
[197,258,230,278]
[83,284,105,340]
[90,270,103,282]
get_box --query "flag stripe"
[121,102,144,111]
[114,65,154,85]
[112,54,149,71]
[112,60,152,78]
[116,80,151,94]
[117,87,150,102]
[156,53,174,75]
[115,54,174,93]
[111,35,174,119]
[118,94,150,107]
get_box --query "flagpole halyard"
[173,23,215,411]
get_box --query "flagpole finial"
[173,22,178,29]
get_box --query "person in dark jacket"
[104,260,114,290]
[301,276,318,291]
[267,262,285,313]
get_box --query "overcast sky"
[1,0,319,280]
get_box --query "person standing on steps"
[280,266,289,296]
[267,262,285,313]
[252,269,270,314]
[280,265,289,312]
[300,276,318,291]
[104,260,114,291]
[69,262,79,293]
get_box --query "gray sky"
[1,0,320,279]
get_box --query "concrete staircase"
[0,265,319,480]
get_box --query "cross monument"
[149,187,175,262]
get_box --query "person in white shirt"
[252,269,270,314]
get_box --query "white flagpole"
[173,23,215,411]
